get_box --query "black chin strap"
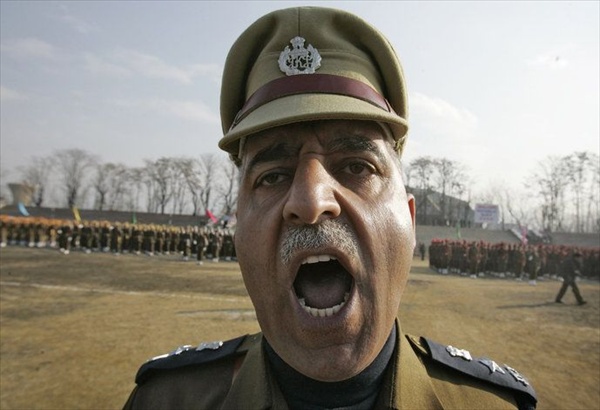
[264,325,396,410]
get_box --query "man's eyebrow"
[246,142,298,171]
[326,134,387,162]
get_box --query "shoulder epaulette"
[407,335,537,409]
[135,334,248,385]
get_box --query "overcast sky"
[1,1,598,197]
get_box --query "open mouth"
[293,255,353,318]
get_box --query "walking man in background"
[555,251,587,305]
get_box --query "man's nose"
[283,159,341,225]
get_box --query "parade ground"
[1,246,598,410]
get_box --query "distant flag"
[521,225,528,245]
[205,209,218,224]
[72,207,81,223]
[18,202,30,216]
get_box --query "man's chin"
[275,338,372,382]
[258,293,379,380]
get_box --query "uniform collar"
[384,320,443,409]
[222,320,442,409]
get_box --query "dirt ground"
[1,247,598,410]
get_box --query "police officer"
[124,7,536,409]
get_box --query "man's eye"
[344,162,375,176]
[257,172,288,187]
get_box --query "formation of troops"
[427,239,600,283]
[2,214,598,281]
[0,214,235,264]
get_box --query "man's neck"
[263,325,397,410]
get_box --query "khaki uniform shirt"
[124,324,536,409]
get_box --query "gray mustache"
[280,220,359,266]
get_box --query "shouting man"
[124,7,536,409]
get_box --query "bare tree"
[93,162,111,211]
[505,189,535,232]
[199,154,217,214]
[53,149,97,208]
[563,151,600,233]
[431,158,467,225]
[19,155,54,207]
[125,167,145,212]
[142,162,158,213]
[218,159,239,215]
[406,156,436,224]
[106,164,130,211]
[170,158,190,215]
[179,158,203,216]
[586,153,600,233]
[93,162,130,211]
[144,158,175,214]
[527,155,570,232]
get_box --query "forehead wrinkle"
[246,142,299,172]
[325,134,387,164]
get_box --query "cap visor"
[219,93,408,155]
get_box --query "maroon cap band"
[230,74,395,130]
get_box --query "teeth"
[299,292,350,318]
[301,255,336,265]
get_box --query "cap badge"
[278,36,321,76]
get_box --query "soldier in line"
[180,226,192,261]
[57,221,73,255]
[0,215,10,247]
[121,223,131,254]
[512,245,526,281]
[496,243,509,277]
[155,226,166,255]
[142,224,157,256]
[169,226,179,255]
[221,229,235,261]
[525,245,540,286]
[79,222,92,253]
[208,230,222,262]
[34,219,48,248]
[468,241,479,278]
[110,223,123,254]
[164,226,174,255]
[131,224,143,255]
[194,227,208,265]
[479,241,489,275]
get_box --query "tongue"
[295,264,350,309]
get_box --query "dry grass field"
[1,246,598,410]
